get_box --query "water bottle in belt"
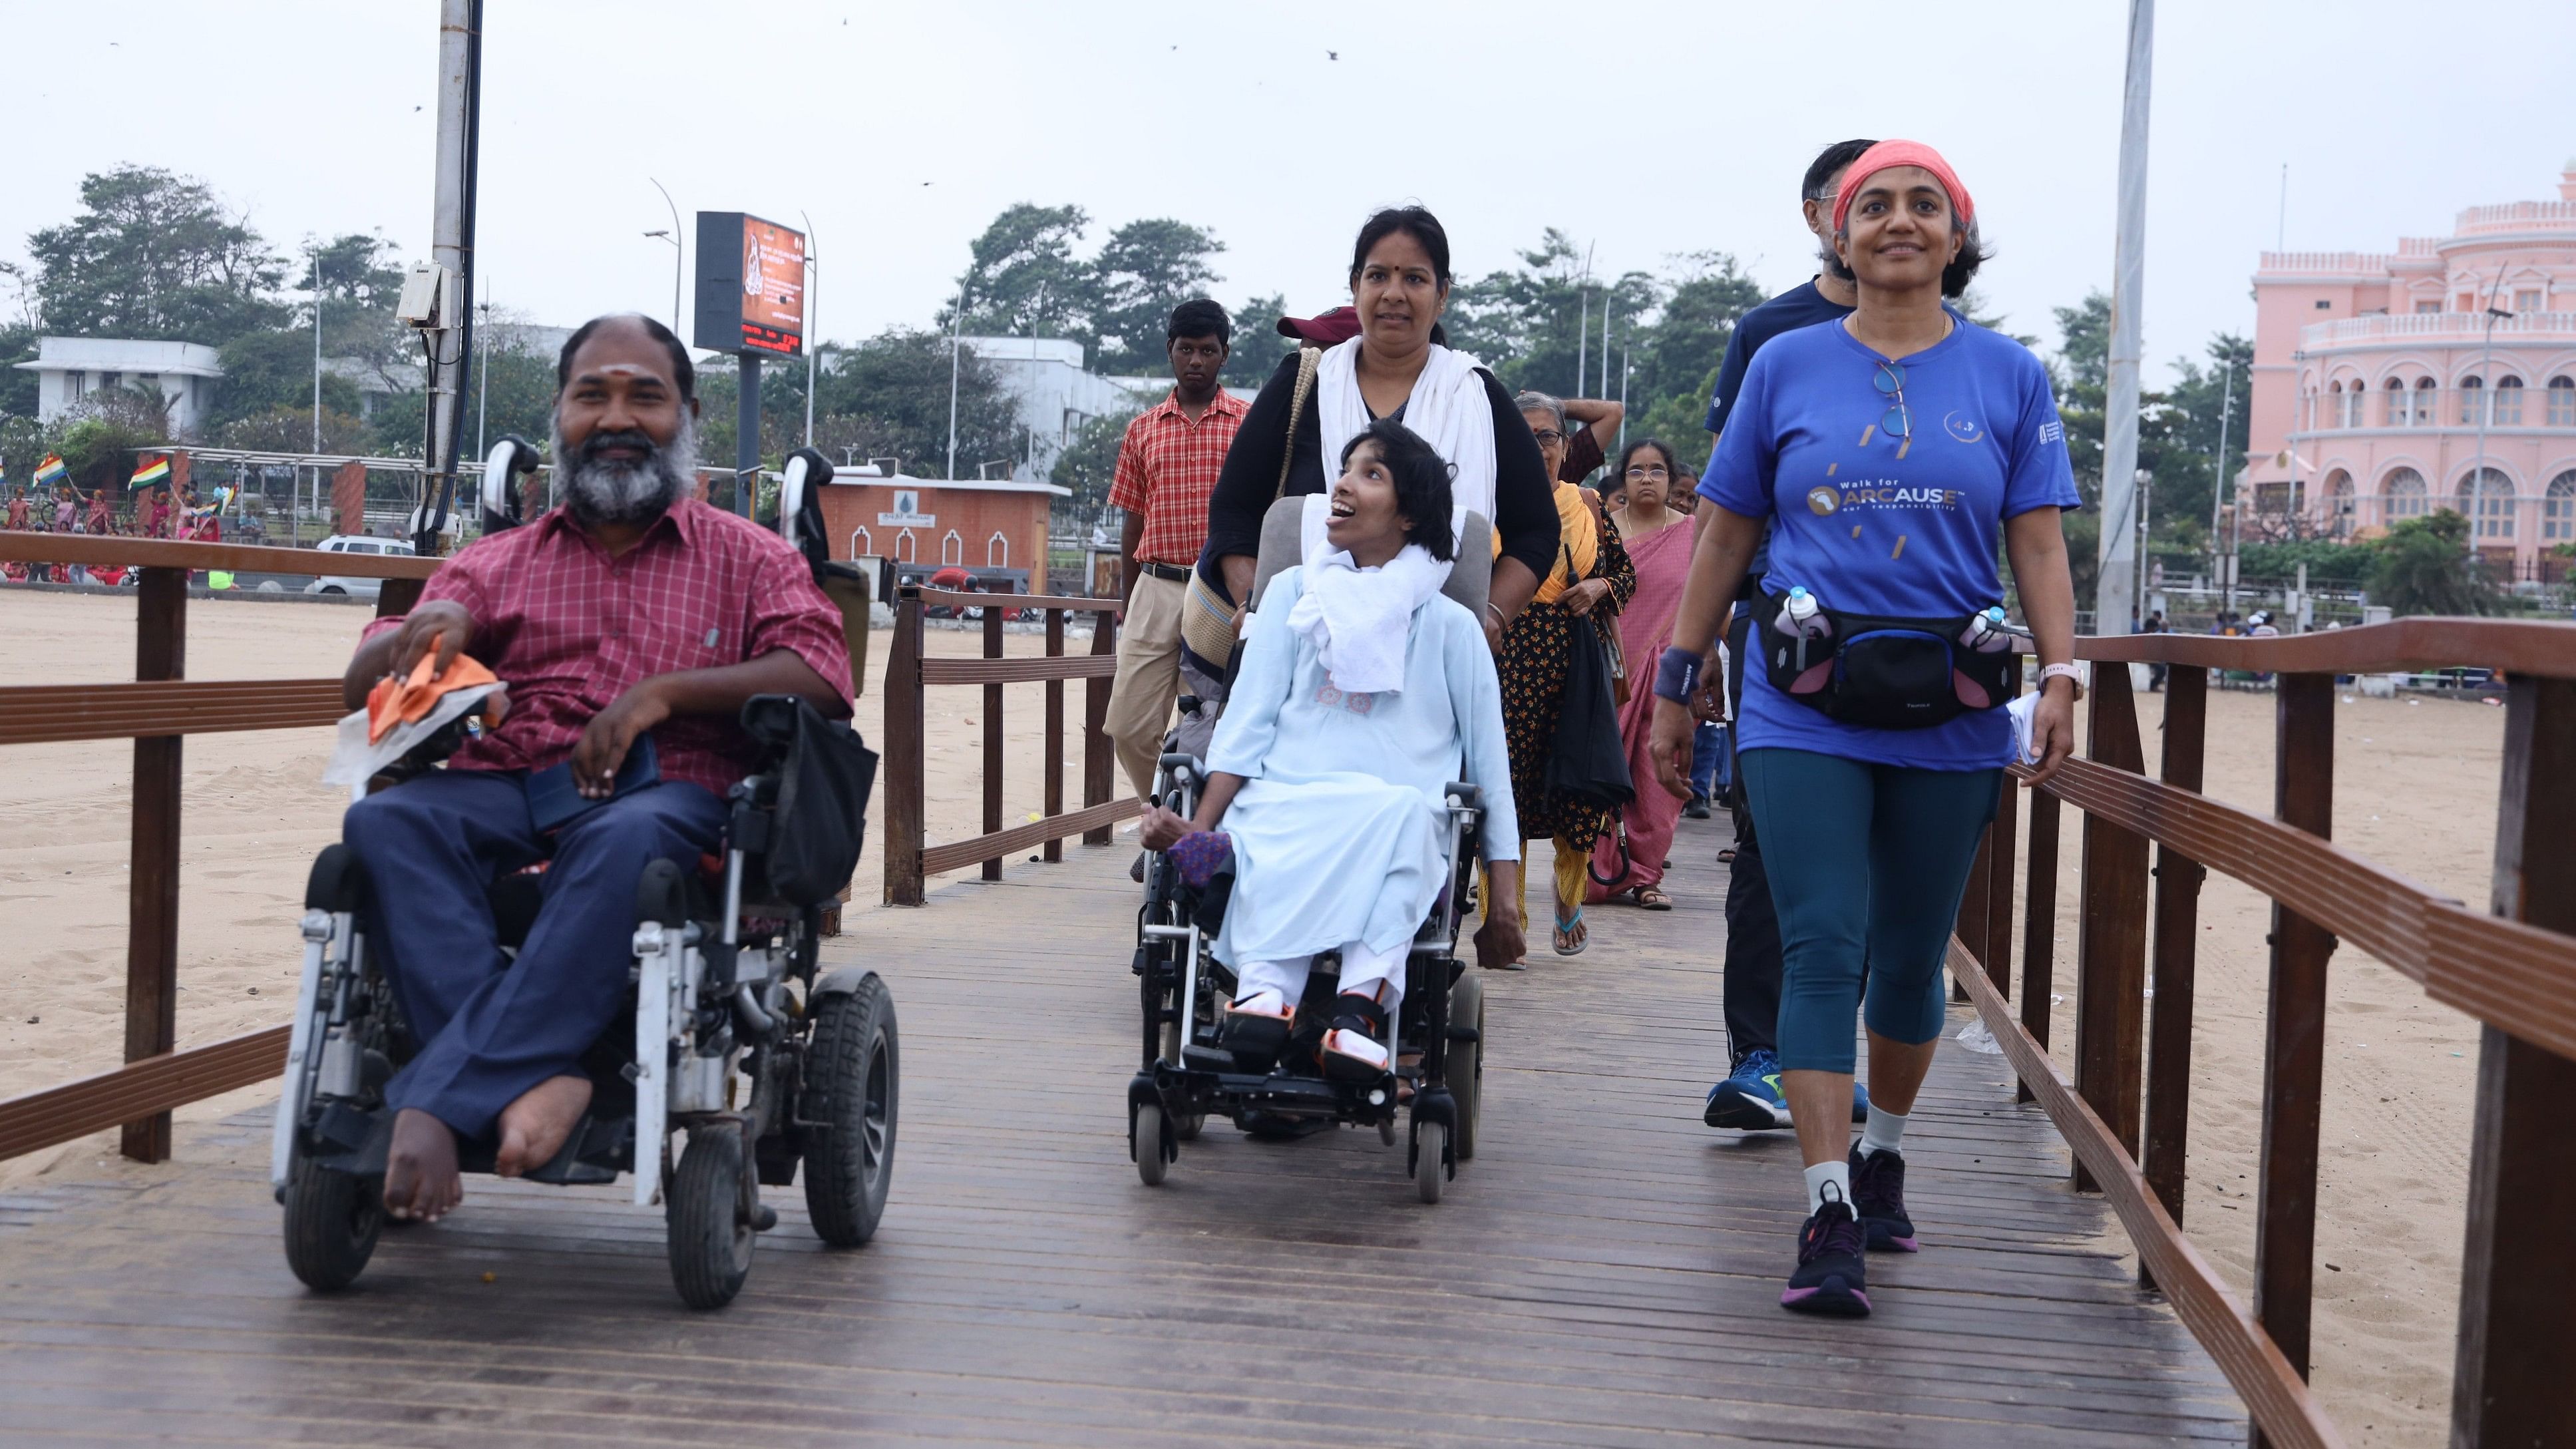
[1958,606,2013,654]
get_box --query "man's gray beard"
[554,415,697,526]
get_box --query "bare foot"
[494,1074,594,1177]
[383,1108,462,1221]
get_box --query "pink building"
[2244,162,2576,581]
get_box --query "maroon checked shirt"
[363,498,852,796]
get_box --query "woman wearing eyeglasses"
[1584,438,1696,912]
[1646,141,2080,1318]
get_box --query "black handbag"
[739,695,880,907]
[1543,614,1634,813]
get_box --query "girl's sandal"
[1634,885,1673,911]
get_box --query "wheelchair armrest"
[1443,781,1483,811]
[1158,751,1203,775]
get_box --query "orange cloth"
[366,653,500,743]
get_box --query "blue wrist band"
[1653,646,1702,705]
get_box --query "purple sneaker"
[1781,1187,1871,1317]
[1849,1146,1918,1253]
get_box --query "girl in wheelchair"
[1137,419,1525,1080]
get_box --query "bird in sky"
[1328,51,1338,59]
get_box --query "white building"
[960,336,1169,483]
[15,337,222,435]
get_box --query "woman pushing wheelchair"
[1138,419,1525,1080]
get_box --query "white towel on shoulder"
[1286,494,1455,696]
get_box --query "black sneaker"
[1684,795,1712,819]
[1849,1145,1918,1253]
[1781,1186,1871,1316]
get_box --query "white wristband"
[2037,662,2084,697]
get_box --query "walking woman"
[1586,439,1694,911]
[1491,391,1634,959]
[1199,207,1559,660]
[1646,141,2080,1317]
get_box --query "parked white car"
[302,535,418,600]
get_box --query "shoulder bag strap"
[1274,345,1322,501]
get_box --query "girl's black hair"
[1614,436,1678,490]
[1338,419,1455,562]
[1348,206,1453,290]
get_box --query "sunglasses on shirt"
[1873,360,1912,441]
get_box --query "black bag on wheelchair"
[1756,590,2017,731]
[739,695,878,906]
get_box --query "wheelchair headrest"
[1249,496,1491,620]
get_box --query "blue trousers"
[342,769,726,1138]
[1740,749,1999,1074]
[1689,721,1728,801]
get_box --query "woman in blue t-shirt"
[1645,140,2082,1319]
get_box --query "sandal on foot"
[1320,992,1391,1084]
[1220,989,1293,1060]
[1635,885,1673,911]
[1553,907,1588,956]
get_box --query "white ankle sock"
[1803,1160,1852,1216]
[1859,1105,1910,1158]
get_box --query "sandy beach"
[0,588,2503,1446]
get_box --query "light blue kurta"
[1204,566,1521,968]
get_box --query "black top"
[1200,349,1561,601]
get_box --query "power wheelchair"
[1125,500,1495,1204]
[274,447,896,1311]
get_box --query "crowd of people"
[221,131,2082,1324]
[0,480,223,583]
[1108,138,2080,1319]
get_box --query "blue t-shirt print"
[1698,317,2080,770]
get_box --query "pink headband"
[1831,140,1974,233]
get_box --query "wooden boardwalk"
[0,813,2242,1447]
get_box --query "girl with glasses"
[1646,141,2082,1318]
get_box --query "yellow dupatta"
[1528,482,1600,606]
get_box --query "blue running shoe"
[1704,1049,1792,1130]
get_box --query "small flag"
[34,454,69,489]
[128,455,172,491]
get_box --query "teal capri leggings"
[1740,748,2002,1074]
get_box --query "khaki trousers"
[1105,571,1188,799]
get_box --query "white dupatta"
[1314,338,1497,534]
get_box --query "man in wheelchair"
[337,314,853,1223]
[1133,421,1523,1187]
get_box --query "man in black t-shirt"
[1700,138,1878,1134]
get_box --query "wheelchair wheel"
[1413,1120,1447,1205]
[1156,1019,1203,1141]
[1448,973,1485,1161]
[281,1155,382,1292]
[1133,1103,1170,1186]
[803,975,899,1248]
[667,1126,755,1309]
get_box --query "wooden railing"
[0,532,437,1165]
[880,585,1133,906]
[1944,618,2576,1449]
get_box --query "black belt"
[1139,560,1193,583]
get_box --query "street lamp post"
[946,279,968,480]
[309,240,325,455]
[800,210,819,449]
[647,176,683,334]
[2466,266,2512,570]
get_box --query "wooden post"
[2449,676,2576,1448]
[1985,770,2018,996]
[2018,787,2062,1106]
[981,606,1005,881]
[2073,662,2150,1191]
[2143,664,2210,1235]
[882,590,926,907]
[1081,610,1117,845]
[122,566,188,1162]
[1043,608,1065,864]
[2254,672,2336,1402]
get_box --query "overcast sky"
[11,1,2575,390]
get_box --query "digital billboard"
[692,211,806,357]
